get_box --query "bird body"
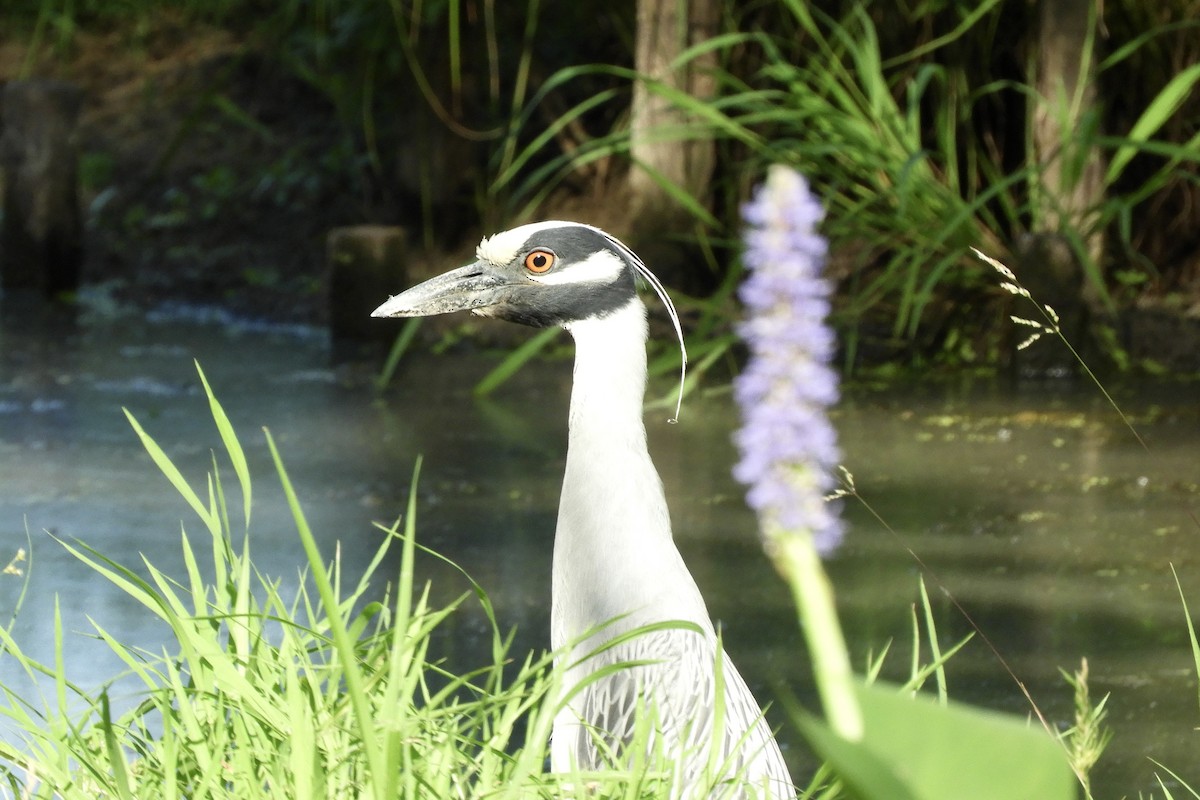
[373,222,795,798]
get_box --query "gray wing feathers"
[556,628,795,799]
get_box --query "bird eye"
[524,250,556,274]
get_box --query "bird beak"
[371,262,509,318]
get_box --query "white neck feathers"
[552,299,710,647]
[563,300,650,438]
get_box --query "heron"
[372,221,795,798]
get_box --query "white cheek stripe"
[531,250,624,286]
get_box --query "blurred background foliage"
[2,0,1197,370]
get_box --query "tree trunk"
[627,0,719,230]
[1016,0,1107,374]
[1029,0,1106,270]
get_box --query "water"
[0,297,1197,795]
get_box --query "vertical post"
[0,79,84,298]
[327,225,408,342]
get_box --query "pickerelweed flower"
[733,165,844,555]
[734,166,861,742]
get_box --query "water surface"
[0,298,1197,795]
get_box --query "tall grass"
[750,1,1194,364]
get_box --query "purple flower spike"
[734,166,844,555]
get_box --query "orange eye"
[524,250,556,274]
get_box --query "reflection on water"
[1,298,1197,795]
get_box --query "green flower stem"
[773,528,863,741]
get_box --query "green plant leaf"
[263,428,390,800]
[796,681,1076,800]
[793,706,919,800]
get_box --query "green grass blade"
[918,577,948,704]
[195,361,252,530]
[473,326,560,397]
[124,407,219,535]
[1171,563,1200,714]
[100,692,135,799]
[1151,759,1200,799]
[263,427,388,800]
[179,526,208,618]
[377,317,423,391]
[625,156,721,228]
[52,597,68,733]
[493,87,621,190]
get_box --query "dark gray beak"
[371,262,508,318]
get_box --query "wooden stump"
[327,225,407,340]
[0,79,84,297]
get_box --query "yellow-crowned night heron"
[372,221,795,798]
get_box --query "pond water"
[0,295,1197,796]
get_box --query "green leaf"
[1106,62,1200,184]
[794,705,919,800]
[796,681,1076,800]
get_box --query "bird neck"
[553,300,710,649]
[563,300,650,438]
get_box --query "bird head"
[371,221,650,329]
[372,220,689,420]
